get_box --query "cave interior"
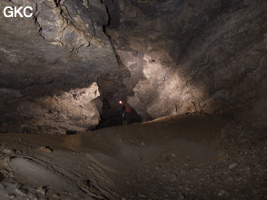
[0,0,266,199]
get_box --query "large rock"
[1,83,102,134]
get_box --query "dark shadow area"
[102,0,122,29]
[132,0,186,18]
[0,172,4,183]
[96,105,142,129]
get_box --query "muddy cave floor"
[0,114,266,200]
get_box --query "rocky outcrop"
[0,0,117,133]
[1,82,101,134]
[0,0,266,132]
[106,0,267,129]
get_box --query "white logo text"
[3,6,33,18]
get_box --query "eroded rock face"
[0,0,117,133]
[2,83,102,134]
[106,0,267,129]
[0,0,266,132]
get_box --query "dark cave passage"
[0,0,266,199]
[0,0,266,134]
[96,103,143,129]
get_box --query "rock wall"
[106,0,267,129]
[0,0,117,133]
[0,0,266,132]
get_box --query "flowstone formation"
[0,0,117,133]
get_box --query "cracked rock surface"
[105,0,267,128]
[0,0,117,133]
[0,0,267,132]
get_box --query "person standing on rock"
[119,101,130,125]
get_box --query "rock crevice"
[0,0,266,132]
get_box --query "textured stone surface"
[0,0,117,133]
[106,0,267,129]
[2,82,102,134]
[0,0,267,132]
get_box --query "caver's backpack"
[125,106,131,113]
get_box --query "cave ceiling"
[0,0,266,133]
